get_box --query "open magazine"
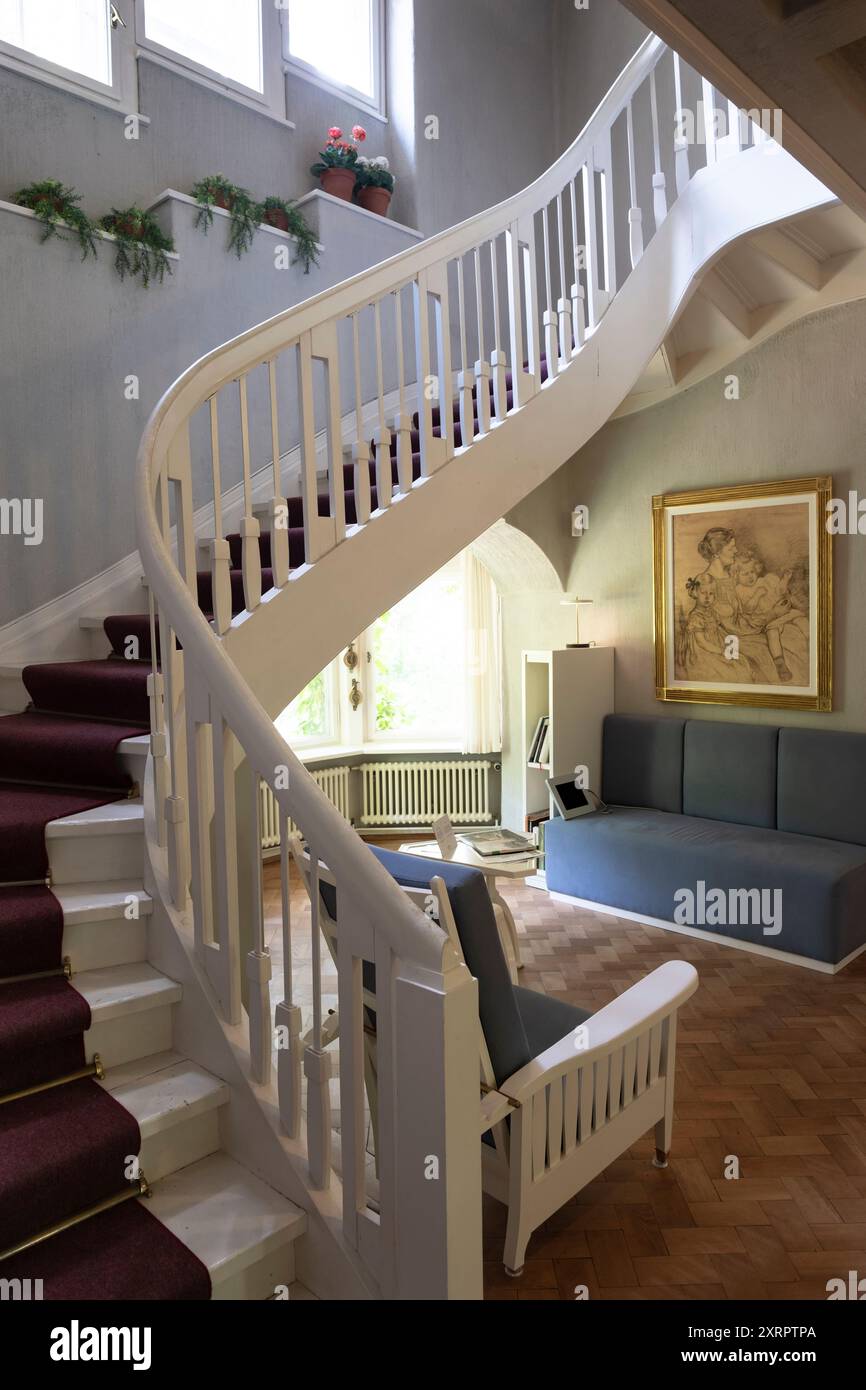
[458,828,537,858]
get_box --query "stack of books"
[527,715,551,769]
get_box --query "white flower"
[372,156,390,170]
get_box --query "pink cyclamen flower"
[328,126,343,141]
[352,125,367,142]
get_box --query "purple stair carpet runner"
[0,645,210,1298]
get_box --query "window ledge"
[296,744,490,765]
[294,189,422,242]
[149,189,325,252]
[0,199,179,261]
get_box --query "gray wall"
[553,0,649,150]
[508,299,866,736]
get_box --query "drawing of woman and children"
[678,526,810,686]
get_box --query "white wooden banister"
[135,31,812,1298]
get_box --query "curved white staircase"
[122,35,844,1301]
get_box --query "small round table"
[397,840,539,981]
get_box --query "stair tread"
[53,880,152,922]
[76,962,181,1023]
[146,1152,306,1285]
[102,1056,230,1138]
[46,798,143,837]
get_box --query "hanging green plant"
[191,174,259,259]
[100,207,174,287]
[14,179,99,260]
[256,195,319,274]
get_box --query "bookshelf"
[521,647,614,887]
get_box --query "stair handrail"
[135,30,760,1299]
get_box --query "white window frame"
[133,0,289,124]
[278,657,342,752]
[279,0,386,122]
[0,1,137,114]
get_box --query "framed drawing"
[653,477,833,711]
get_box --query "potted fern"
[256,196,319,273]
[310,125,366,201]
[14,179,99,259]
[192,174,260,258]
[100,207,174,287]
[354,156,395,217]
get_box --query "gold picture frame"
[653,477,833,711]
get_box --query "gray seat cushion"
[778,727,866,846]
[683,720,778,828]
[368,848,588,1084]
[602,714,686,813]
[545,806,866,965]
[514,985,590,1059]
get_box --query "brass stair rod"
[0,1175,151,1264]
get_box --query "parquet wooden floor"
[263,854,866,1302]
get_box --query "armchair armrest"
[499,960,698,1104]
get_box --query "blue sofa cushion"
[683,720,778,828]
[545,806,866,965]
[778,728,866,847]
[602,714,686,814]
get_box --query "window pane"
[368,562,465,741]
[144,0,263,93]
[0,0,111,85]
[278,671,333,745]
[288,0,374,99]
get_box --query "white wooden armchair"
[293,839,698,1276]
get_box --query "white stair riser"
[85,1005,174,1070]
[49,830,143,885]
[66,917,148,973]
[119,746,148,785]
[213,1241,297,1301]
[139,1109,223,1185]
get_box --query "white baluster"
[311,321,345,548]
[650,65,668,227]
[247,766,272,1086]
[237,375,262,612]
[305,846,332,1189]
[626,99,644,269]
[581,159,601,330]
[555,192,572,364]
[184,672,213,962]
[541,205,559,379]
[351,312,373,524]
[297,332,327,565]
[473,246,491,435]
[489,237,509,422]
[157,464,189,911]
[260,360,290,588]
[276,817,302,1138]
[672,52,691,196]
[456,256,474,447]
[146,591,167,848]
[391,286,414,495]
[209,708,242,1024]
[205,393,233,635]
[702,77,718,166]
[372,299,392,509]
[569,179,586,349]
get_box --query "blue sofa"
[545,715,866,970]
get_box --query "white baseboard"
[546,889,866,976]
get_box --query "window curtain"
[463,551,502,754]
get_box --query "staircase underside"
[619,200,866,415]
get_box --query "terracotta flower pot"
[320,167,356,202]
[262,208,289,232]
[356,185,392,218]
[213,190,233,211]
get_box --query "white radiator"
[260,766,352,850]
[360,760,493,828]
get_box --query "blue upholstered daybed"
[545,715,866,972]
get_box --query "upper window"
[142,0,263,94]
[282,0,383,115]
[0,0,112,86]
